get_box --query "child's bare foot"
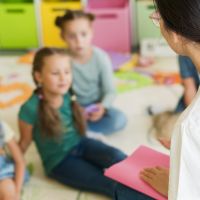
[140,166,169,197]
[158,138,171,149]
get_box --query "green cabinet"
[2,0,33,2]
[136,0,161,41]
[0,3,38,49]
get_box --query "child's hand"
[158,138,171,149]
[88,104,105,122]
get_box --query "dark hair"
[55,9,95,29]
[32,47,86,138]
[154,0,200,43]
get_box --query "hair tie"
[38,94,44,100]
[71,94,77,101]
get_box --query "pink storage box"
[86,0,131,53]
[88,0,126,8]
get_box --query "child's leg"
[114,183,154,200]
[49,155,117,197]
[88,108,127,134]
[77,137,126,168]
[0,179,16,200]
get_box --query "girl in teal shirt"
[19,47,126,198]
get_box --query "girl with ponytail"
[55,9,127,135]
[18,47,126,198]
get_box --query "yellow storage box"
[41,1,82,47]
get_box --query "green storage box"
[136,0,162,41]
[0,3,38,49]
[2,0,33,3]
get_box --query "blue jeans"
[175,97,186,113]
[49,137,126,197]
[0,155,29,183]
[114,184,155,200]
[88,108,127,135]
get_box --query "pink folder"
[104,145,169,200]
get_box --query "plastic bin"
[41,1,82,47]
[136,0,161,42]
[89,0,126,8]
[0,3,38,49]
[43,0,80,2]
[86,0,131,53]
[2,0,33,3]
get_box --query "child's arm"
[182,77,197,106]
[88,51,116,122]
[7,138,25,196]
[178,56,198,106]
[18,120,33,153]
[99,52,116,109]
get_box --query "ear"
[171,31,181,44]
[34,71,43,85]
[172,32,188,54]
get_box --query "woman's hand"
[140,166,169,197]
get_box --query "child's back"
[72,46,115,108]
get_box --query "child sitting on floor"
[55,9,127,135]
[0,120,28,200]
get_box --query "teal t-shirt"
[19,93,81,174]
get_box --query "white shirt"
[0,121,14,147]
[169,88,200,200]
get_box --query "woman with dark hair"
[115,0,200,199]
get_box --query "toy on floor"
[18,51,35,64]
[27,162,35,176]
[85,104,99,114]
[7,73,19,80]
[134,69,181,85]
[152,72,181,85]
[137,56,154,67]
[118,54,139,72]
[115,71,154,93]
[108,52,132,71]
[0,82,32,109]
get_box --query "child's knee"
[1,191,16,200]
[110,148,126,163]
[0,180,16,200]
[112,111,127,131]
